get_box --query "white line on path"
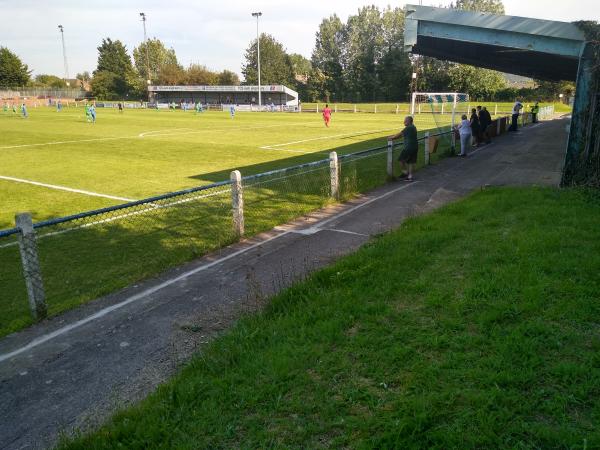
[0,181,417,363]
[0,175,136,202]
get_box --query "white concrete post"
[230,170,244,237]
[424,132,430,165]
[494,104,498,116]
[354,104,357,113]
[395,104,399,114]
[374,104,377,114]
[15,212,47,320]
[329,152,339,200]
[387,140,394,178]
[316,103,319,113]
[335,104,338,113]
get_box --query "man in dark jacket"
[388,116,418,181]
[478,106,492,144]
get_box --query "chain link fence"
[0,130,459,336]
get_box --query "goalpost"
[411,92,470,153]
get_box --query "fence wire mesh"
[0,230,30,335]
[29,182,234,321]
[242,160,332,235]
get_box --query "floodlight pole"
[252,12,262,110]
[140,12,151,85]
[58,25,69,86]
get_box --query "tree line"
[0,0,575,101]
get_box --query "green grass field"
[58,187,600,449]
[1,106,459,337]
[0,106,459,228]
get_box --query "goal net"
[411,92,470,152]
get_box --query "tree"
[133,38,178,82]
[96,38,134,75]
[242,33,295,86]
[185,64,217,85]
[93,38,135,98]
[217,70,240,85]
[0,47,31,87]
[90,71,124,100]
[448,63,506,99]
[451,0,505,14]
[157,63,186,85]
[378,7,412,101]
[311,15,346,101]
[33,74,67,88]
[76,71,91,89]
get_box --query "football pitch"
[0,107,451,229]
[1,106,456,337]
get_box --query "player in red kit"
[322,104,332,127]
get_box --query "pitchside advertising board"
[148,85,287,93]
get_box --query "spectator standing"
[531,101,540,123]
[470,108,481,147]
[456,114,471,157]
[478,106,492,144]
[388,116,418,181]
[509,99,523,131]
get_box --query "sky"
[1,0,599,79]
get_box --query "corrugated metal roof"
[405,5,586,42]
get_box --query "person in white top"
[455,114,471,157]
[509,99,523,131]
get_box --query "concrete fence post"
[395,104,399,114]
[354,104,357,113]
[15,212,47,320]
[374,104,377,114]
[316,103,319,113]
[387,140,394,178]
[494,104,498,116]
[329,151,339,200]
[230,170,244,237]
[497,117,502,135]
[441,103,444,115]
[424,132,430,165]
[335,104,338,113]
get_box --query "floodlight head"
[251,12,262,17]
[140,12,146,19]
[58,25,63,32]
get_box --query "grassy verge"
[59,187,600,449]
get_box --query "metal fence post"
[230,170,244,237]
[387,140,394,178]
[497,117,501,135]
[424,132,430,165]
[15,212,47,320]
[329,151,339,200]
